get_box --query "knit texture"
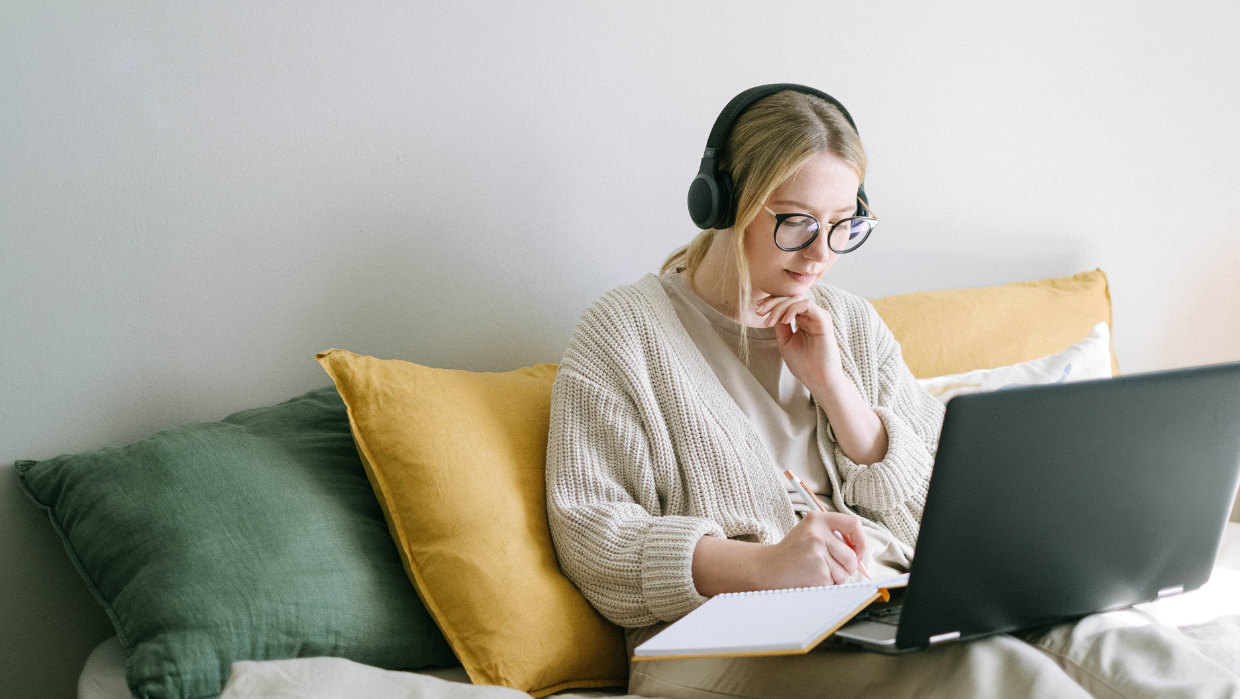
[545,274,946,628]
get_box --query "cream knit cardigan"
[545,273,946,628]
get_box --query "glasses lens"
[774,215,819,250]
[828,218,874,253]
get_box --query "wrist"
[806,363,847,399]
[746,543,775,591]
[693,534,773,596]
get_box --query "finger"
[793,302,826,331]
[755,295,791,316]
[804,523,850,586]
[839,516,868,559]
[793,296,833,327]
[779,299,809,327]
[766,297,803,328]
[753,297,774,322]
[763,297,793,324]
[823,532,859,577]
[765,298,796,327]
[842,532,867,563]
[774,318,793,345]
[824,555,850,585]
[803,300,839,332]
[755,297,776,325]
[754,295,781,311]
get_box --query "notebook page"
[879,573,910,588]
[634,582,880,658]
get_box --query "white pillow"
[917,322,1113,405]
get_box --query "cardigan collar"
[629,273,824,534]
[627,273,907,543]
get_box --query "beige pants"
[626,609,1240,699]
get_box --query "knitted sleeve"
[545,311,726,628]
[829,296,946,548]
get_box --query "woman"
[545,86,1237,698]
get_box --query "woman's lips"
[785,269,815,284]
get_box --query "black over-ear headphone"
[686,83,869,231]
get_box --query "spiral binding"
[717,580,877,598]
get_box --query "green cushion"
[16,386,457,699]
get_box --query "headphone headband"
[703,83,860,153]
[687,83,868,230]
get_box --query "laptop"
[833,361,1240,653]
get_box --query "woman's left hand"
[756,293,890,466]
[755,294,842,393]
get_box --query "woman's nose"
[801,230,832,262]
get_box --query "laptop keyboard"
[861,606,902,626]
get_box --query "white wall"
[3,2,1239,461]
[1,2,1239,693]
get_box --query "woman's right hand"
[758,511,867,588]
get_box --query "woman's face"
[742,151,861,300]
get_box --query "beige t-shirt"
[659,271,912,579]
[659,272,833,512]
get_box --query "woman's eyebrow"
[771,199,856,216]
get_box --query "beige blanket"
[217,659,638,699]
[217,524,1240,699]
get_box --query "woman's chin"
[759,278,814,299]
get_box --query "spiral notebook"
[632,574,910,661]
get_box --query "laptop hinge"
[1157,585,1185,599]
[928,631,961,645]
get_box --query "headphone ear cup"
[687,173,720,229]
[855,183,870,217]
[714,170,735,230]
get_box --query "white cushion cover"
[77,637,127,699]
[917,322,1113,404]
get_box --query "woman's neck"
[687,230,764,327]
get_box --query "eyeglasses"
[762,196,877,254]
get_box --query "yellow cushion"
[315,350,627,697]
[870,270,1119,379]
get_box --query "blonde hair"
[661,90,867,333]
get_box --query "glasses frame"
[763,196,878,254]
